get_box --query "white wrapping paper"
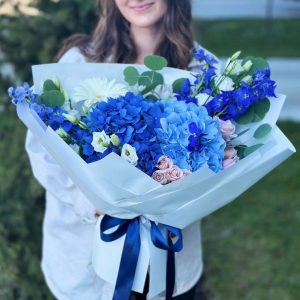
[17,63,295,298]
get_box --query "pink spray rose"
[224,146,238,159]
[223,156,239,169]
[156,155,173,170]
[165,166,184,182]
[183,169,191,177]
[219,119,236,141]
[152,170,168,185]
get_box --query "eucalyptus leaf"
[43,80,59,92]
[144,55,168,71]
[172,78,187,93]
[236,106,255,125]
[123,66,139,86]
[244,144,264,157]
[254,124,272,139]
[254,98,271,120]
[236,99,270,124]
[42,90,65,107]
[237,128,250,137]
[237,146,246,159]
[138,71,164,87]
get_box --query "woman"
[26,0,218,299]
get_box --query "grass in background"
[193,19,300,58]
[200,122,300,300]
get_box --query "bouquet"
[8,50,295,299]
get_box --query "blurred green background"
[0,1,299,299]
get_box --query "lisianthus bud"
[242,60,253,72]
[230,51,241,61]
[63,113,78,124]
[78,121,88,129]
[241,75,252,84]
[56,128,69,139]
[110,134,120,147]
[82,106,89,115]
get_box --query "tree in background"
[0,1,98,298]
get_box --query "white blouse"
[25,46,218,300]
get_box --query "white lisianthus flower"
[196,93,212,106]
[72,77,127,109]
[121,144,138,166]
[91,131,111,153]
[225,59,244,76]
[214,75,235,92]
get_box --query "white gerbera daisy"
[71,77,127,109]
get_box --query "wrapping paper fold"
[17,63,296,298]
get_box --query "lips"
[130,2,154,12]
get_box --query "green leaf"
[172,78,187,93]
[244,144,264,157]
[236,106,255,124]
[43,80,59,92]
[254,124,272,139]
[242,56,270,76]
[237,146,246,159]
[146,94,159,101]
[237,128,250,137]
[138,71,164,87]
[123,66,139,86]
[144,55,168,71]
[35,95,43,104]
[236,99,270,124]
[42,90,65,107]
[254,98,271,120]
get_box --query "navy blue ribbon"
[100,215,183,300]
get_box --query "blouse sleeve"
[25,47,97,224]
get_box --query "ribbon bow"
[100,215,183,300]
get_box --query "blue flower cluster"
[9,87,225,175]
[86,92,165,174]
[206,69,276,120]
[8,82,37,105]
[156,100,225,173]
[175,47,219,105]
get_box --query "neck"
[130,24,163,64]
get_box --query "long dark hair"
[58,0,194,69]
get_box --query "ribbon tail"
[113,218,141,300]
[166,243,175,299]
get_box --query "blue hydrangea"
[8,82,37,105]
[156,100,225,172]
[86,92,165,175]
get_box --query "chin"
[130,16,162,28]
